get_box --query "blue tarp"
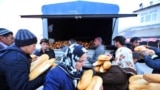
[42,1,119,15]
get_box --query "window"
[140,13,146,23]
[152,13,157,21]
[150,10,157,21]
[145,14,151,22]
[140,9,158,23]
[140,16,144,23]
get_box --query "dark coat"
[33,48,55,59]
[0,45,46,90]
[96,65,129,90]
[144,47,160,73]
[44,66,75,90]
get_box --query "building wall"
[134,5,160,26]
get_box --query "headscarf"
[59,44,87,79]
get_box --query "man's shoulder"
[117,47,132,53]
[97,45,105,49]
[49,48,54,51]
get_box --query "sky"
[0,0,151,34]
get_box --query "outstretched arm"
[144,56,160,70]
[149,47,160,56]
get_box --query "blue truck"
[21,1,137,68]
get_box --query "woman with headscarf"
[43,44,88,90]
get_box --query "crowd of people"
[0,28,160,90]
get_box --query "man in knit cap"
[0,28,14,50]
[0,29,47,90]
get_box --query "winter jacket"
[0,45,46,90]
[33,48,55,59]
[44,65,75,90]
[0,42,8,50]
[144,47,160,73]
[96,65,129,90]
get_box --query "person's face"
[94,38,100,47]
[131,40,140,48]
[1,34,14,46]
[23,44,36,54]
[113,41,118,48]
[75,53,87,70]
[41,42,49,50]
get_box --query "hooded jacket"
[0,45,45,90]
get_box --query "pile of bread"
[77,70,103,90]
[93,54,112,73]
[129,74,160,90]
[134,45,155,56]
[49,40,94,49]
[29,54,57,81]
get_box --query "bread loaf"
[129,75,143,83]
[93,66,100,72]
[98,54,112,61]
[134,45,147,52]
[147,83,160,90]
[85,76,103,90]
[146,49,155,56]
[93,60,104,66]
[102,61,111,70]
[77,70,93,90]
[30,54,49,71]
[29,58,55,81]
[129,84,148,90]
[130,79,148,85]
[99,65,107,73]
[143,74,160,83]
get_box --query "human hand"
[139,51,149,59]
[30,54,39,62]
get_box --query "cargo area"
[48,17,113,46]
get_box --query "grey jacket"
[89,44,105,64]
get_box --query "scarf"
[59,44,87,86]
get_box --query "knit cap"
[0,28,13,36]
[15,29,37,47]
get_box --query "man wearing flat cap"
[0,28,14,50]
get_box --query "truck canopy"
[41,1,119,15]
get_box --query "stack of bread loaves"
[93,54,112,73]
[134,45,155,56]
[29,54,56,81]
[77,69,103,90]
[129,74,160,90]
